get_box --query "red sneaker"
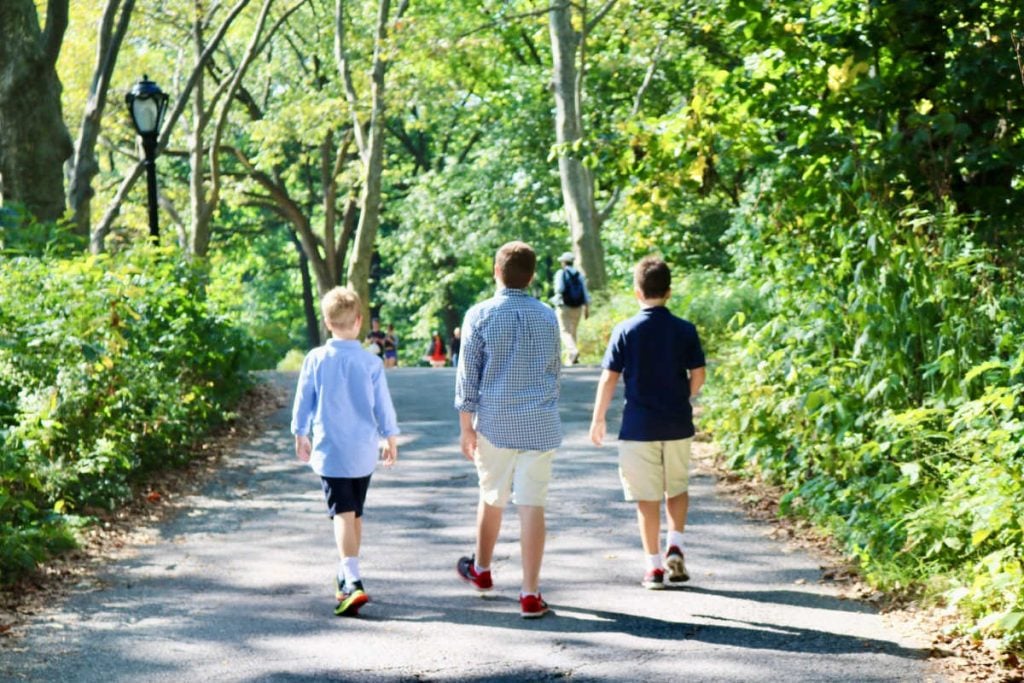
[642,568,666,590]
[519,593,549,619]
[457,555,493,592]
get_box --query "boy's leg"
[665,492,689,535]
[518,505,545,594]
[635,500,662,555]
[475,499,503,568]
[332,512,362,558]
[663,439,692,582]
[509,449,554,599]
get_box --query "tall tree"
[548,0,613,292]
[66,0,135,238]
[336,0,409,331]
[0,0,74,222]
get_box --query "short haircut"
[634,256,671,299]
[495,241,536,289]
[321,286,361,329]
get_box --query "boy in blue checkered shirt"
[454,241,562,618]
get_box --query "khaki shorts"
[617,438,692,502]
[475,434,554,507]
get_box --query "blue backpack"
[562,269,586,307]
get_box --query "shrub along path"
[0,368,941,682]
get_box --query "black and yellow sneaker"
[335,579,368,617]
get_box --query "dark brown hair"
[633,256,671,299]
[495,241,536,289]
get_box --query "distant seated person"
[423,331,448,367]
[365,317,386,357]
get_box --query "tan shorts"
[617,438,692,502]
[475,434,554,507]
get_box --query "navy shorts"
[320,475,372,518]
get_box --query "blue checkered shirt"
[454,288,562,451]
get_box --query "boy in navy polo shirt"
[589,256,706,589]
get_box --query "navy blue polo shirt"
[601,306,706,441]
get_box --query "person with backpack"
[552,251,591,365]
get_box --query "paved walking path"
[1,368,940,682]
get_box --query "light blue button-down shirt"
[291,338,399,478]
[455,288,562,451]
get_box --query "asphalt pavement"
[0,367,941,682]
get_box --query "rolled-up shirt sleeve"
[290,353,316,436]
[454,308,483,413]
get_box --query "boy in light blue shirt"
[291,287,399,616]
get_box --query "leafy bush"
[705,204,1024,650]
[0,246,257,584]
[579,267,763,363]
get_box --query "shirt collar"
[498,287,529,297]
[327,338,362,347]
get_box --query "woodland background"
[1,0,1022,656]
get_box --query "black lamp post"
[125,75,169,243]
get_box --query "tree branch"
[335,0,366,157]
[92,0,253,250]
[585,0,616,33]
[457,4,565,41]
[42,0,70,68]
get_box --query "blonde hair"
[321,287,361,329]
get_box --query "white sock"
[520,591,538,598]
[667,530,685,551]
[646,553,663,571]
[475,562,490,574]
[342,556,360,585]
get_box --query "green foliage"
[0,247,257,584]
[706,205,1024,650]
[580,268,762,364]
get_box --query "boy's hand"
[589,419,606,446]
[295,435,312,462]
[460,426,478,461]
[380,436,398,468]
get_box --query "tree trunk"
[67,0,134,238]
[288,226,321,349]
[339,0,395,333]
[548,2,607,291]
[0,0,73,223]
[188,2,212,255]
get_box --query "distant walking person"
[291,287,399,616]
[552,251,590,365]
[455,241,562,618]
[449,326,462,369]
[589,256,705,590]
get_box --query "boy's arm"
[589,369,620,446]
[380,435,398,467]
[459,411,477,461]
[295,435,312,462]
[690,366,706,399]
[290,355,316,461]
[372,363,400,437]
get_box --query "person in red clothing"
[425,331,447,367]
